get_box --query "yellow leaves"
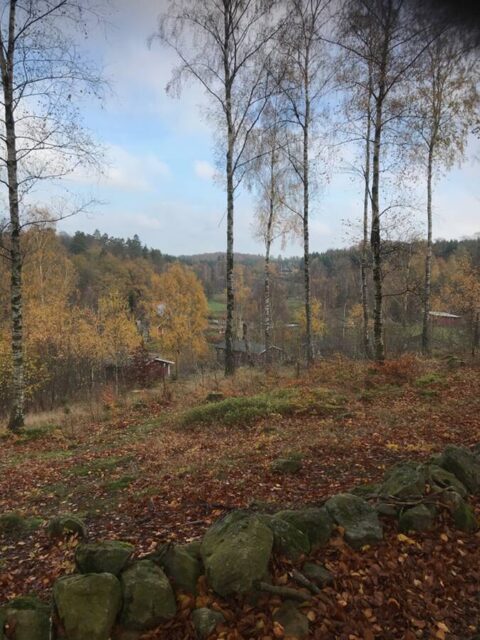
[397,533,417,546]
[293,298,326,337]
[386,442,400,450]
[155,263,209,361]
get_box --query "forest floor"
[0,356,480,639]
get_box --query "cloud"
[194,160,216,181]
[67,144,170,192]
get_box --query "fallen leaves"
[1,362,480,638]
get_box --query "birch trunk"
[303,69,314,365]
[371,96,385,362]
[361,100,372,359]
[1,1,25,431]
[422,144,434,355]
[224,11,235,377]
[264,154,274,369]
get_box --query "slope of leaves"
[0,357,479,638]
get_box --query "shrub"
[370,355,420,385]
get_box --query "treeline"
[187,236,480,358]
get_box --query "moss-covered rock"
[260,514,310,560]
[426,465,468,497]
[201,511,273,597]
[53,573,121,640]
[398,504,435,532]
[452,499,478,533]
[0,597,50,640]
[350,483,380,498]
[274,507,333,550]
[438,446,480,494]
[47,514,86,539]
[75,540,134,576]
[272,600,309,639]
[379,463,426,499]
[302,562,333,587]
[154,544,202,594]
[191,608,225,639]
[120,560,176,630]
[325,493,383,549]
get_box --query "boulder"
[47,514,86,539]
[75,540,134,576]
[274,507,333,550]
[438,446,480,494]
[154,544,202,593]
[398,505,435,532]
[191,608,225,639]
[183,539,202,561]
[53,573,121,640]
[452,499,478,533]
[426,465,468,497]
[302,562,333,587]
[261,514,310,560]
[0,597,50,640]
[201,511,273,597]
[270,457,302,474]
[120,560,176,630]
[350,483,380,498]
[379,463,426,499]
[325,494,383,549]
[273,600,309,639]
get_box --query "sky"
[41,0,480,257]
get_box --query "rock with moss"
[274,508,333,550]
[451,498,478,532]
[325,494,383,549]
[398,504,435,532]
[426,465,468,497]
[191,608,225,639]
[438,446,480,494]
[53,573,121,640]
[260,514,310,560]
[0,597,50,640]
[379,463,426,500]
[201,511,273,597]
[302,562,333,587]
[350,483,380,498]
[183,539,202,560]
[270,457,302,474]
[75,540,134,576]
[47,514,86,539]
[272,601,309,639]
[153,543,202,594]
[120,560,176,630]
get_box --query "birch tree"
[338,0,439,362]
[0,0,104,431]
[155,0,282,376]
[249,98,295,367]
[412,37,479,355]
[277,0,333,365]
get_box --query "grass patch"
[70,455,135,477]
[181,387,345,427]
[104,475,136,492]
[415,372,444,387]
